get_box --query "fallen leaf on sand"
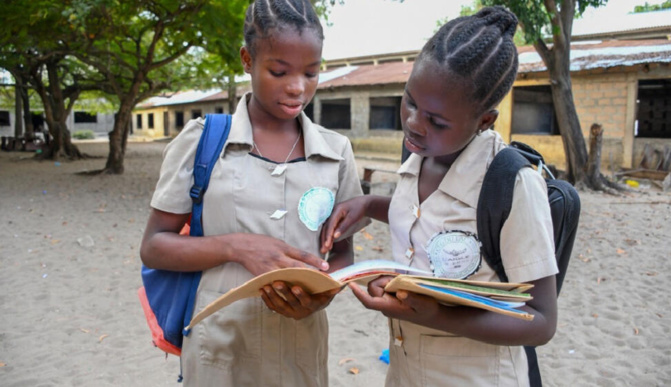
[0,362,5,367]
[80,328,90,333]
[645,272,658,276]
[597,277,606,284]
[355,245,363,251]
[592,313,599,318]
[624,239,640,246]
[371,246,384,252]
[99,334,109,342]
[633,327,639,335]
[361,230,374,240]
[348,367,359,375]
[338,358,355,366]
[616,248,626,255]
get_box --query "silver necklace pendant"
[271,164,287,176]
[253,129,302,177]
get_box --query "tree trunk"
[14,81,23,139]
[586,123,603,187]
[20,85,34,140]
[105,103,133,174]
[548,67,589,186]
[227,74,237,114]
[37,60,83,160]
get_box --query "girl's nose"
[285,77,304,96]
[405,111,426,137]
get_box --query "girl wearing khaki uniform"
[321,7,559,387]
[141,1,365,386]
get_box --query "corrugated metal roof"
[318,61,414,89]
[518,39,671,73]
[137,39,671,105]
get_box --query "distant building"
[131,37,671,170]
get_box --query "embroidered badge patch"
[426,230,482,279]
[298,187,335,231]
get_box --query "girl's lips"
[404,136,424,152]
[280,102,303,116]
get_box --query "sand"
[1,140,670,387]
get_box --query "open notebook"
[185,259,534,331]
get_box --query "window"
[511,86,559,135]
[191,110,202,119]
[175,111,185,128]
[321,99,351,129]
[148,113,154,129]
[0,111,9,126]
[74,111,97,123]
[136,114,142,129]
[215,107,224,114]
[636,79,671,138]
[370,97,402,130]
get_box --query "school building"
[130,36,671,171]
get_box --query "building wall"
[499,65,671,171]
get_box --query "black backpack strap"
[477,147,532,282]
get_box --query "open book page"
[186,260,430,331]
[384,276,534,321]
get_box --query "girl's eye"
[405,99,416,109]
[270,70,285,77]
[430,118,448,129]
[305,72,317,79]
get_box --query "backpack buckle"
[189,185,204,204]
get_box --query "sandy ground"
[1,140,670,387]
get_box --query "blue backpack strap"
[189,114,232,237]
[182,114,232,334]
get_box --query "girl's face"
[400,58,497,163]
[241,26,322,122]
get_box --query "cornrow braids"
[244,0,324,56]
[421,6,519,114]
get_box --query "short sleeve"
[499,167,558,283]
[335,137,371,239]
[150,118,205,214]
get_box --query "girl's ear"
[479,109,499,131]
[240,46,253,74]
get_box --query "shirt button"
[411,204,420,218]
[404,247,414,260]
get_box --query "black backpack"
[477,141,581,387]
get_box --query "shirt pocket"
[196,289,262,370]
[419,335,501,387]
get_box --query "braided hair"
[244,0,324,57]
[420,6,519,115]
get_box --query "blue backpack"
[138,114,232,356]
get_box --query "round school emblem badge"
[426,230,481,279]
[298,187,335,231]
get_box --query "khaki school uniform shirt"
[150,94,365,387]
[386,130,558,387]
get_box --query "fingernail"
[334,231,341,238]
[292,287,301,296]
[273,283,283,291]
[397,291,407,300]
[321,261,329,271]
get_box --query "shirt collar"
[225,93,342,161]
[397,130,505,208]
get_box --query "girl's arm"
[320,195,391,253]
[140,208,329,275]
[350,274,557,347]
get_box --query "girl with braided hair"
[141,0,367,385]
[321,6,558,386]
